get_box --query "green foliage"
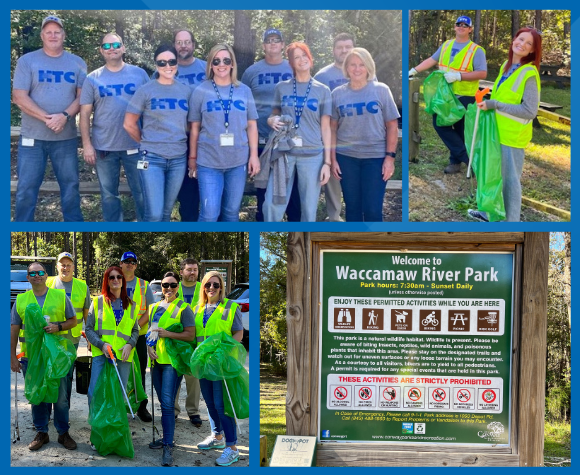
[544,420,571,465]
[260,363,288,461]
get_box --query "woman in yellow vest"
[146,272,195,467]
[194,271,244,466]
[469,28,542,222]
[85,266,139,408]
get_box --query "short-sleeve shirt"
[153,300,195,328]
[332,81,400,159]
[13,49,87,141]
[189,80,258,169]
[202,302,243,332]
[125,277,155,309]
[432,40,487,72]
[273,78,332,156]
[314,63,349,92]
[80,63,150,151]
[152,59,207,90]
[126,79,193,158]
[241,59,293,138]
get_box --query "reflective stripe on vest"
[133,277,150,336]
[194,298,236,343]
[149,299,189,365]
[46,276,87,338]
[178,282,202,309]
[92,295,137,361]
[438,40,484,96]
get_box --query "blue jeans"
[199,378,237,446]
[152,363,183,446]
[263,153,323,222]
[15,137,83,222]
[433,95,475,165]
[198,164,247,222]
[139,152,186,222]
[87,354,131,407]
[95,150,144,222]
[336,153,385,222]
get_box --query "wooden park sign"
[286,232,548,467]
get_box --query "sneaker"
[29,432,49,451]
[197,433,226,450]
[467,209,489,222]
[137,406,152,423]
[444,163,462,174]
[90,443,97,451]
[161,445,174,467]
[216,447,240,466]
[189,414,202,428]
[57,432,77,450]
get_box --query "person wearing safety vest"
[468,27,542,223]
[120,251,154,422]
[173,258,203,427]
[10,262,78,451]
[146,272,195,467]
[409,15,487,174]
[194,271,244,466]
[84,266,139,408]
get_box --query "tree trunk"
[233,10,255,79]
[512,10,520,39]
[473,10,482,44]
[535,10,542,31]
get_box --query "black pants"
[433,95,475,165]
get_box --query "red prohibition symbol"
[432,388,446,401]
[408,387,421,401]
[383,387,397,401]
[334,387,348,400]
[482,389,497,403]
[457,388,471,402]
[359,387,372,400]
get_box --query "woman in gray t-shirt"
[330,48,400,222]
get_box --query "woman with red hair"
[85,266,139,407]
[263,41,332,222]
[469,27,542,222]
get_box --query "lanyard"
[212,80,234,132]
[292,78,313,129]
[203,300,221,327]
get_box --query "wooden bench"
[540,63,570,89]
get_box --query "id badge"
[259,137,267,145]
[22,138,35,147]
[220,133,234,147]
[293,136,303,147]
[137,160,149,170]
[127,149,139,155]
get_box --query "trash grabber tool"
[148,359,161,448]
[13,352,24,443]
[467,87,491,180]
[107,346,135,419]
[223,378,242,436]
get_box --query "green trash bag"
[423,71,466,126]
[164,322,196,377]
[124,352,148,414]
[189,332,249,419]
[464,103,506,222]
[88,362,134,458]
[23,303,77,405]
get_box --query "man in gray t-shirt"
[13,15,87,222]
[80,33,149,222]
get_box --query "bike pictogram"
[432,388,446,402]
[408,387,421,401]
[482,389,497,403]
[383,387,396,401]
[359,387,372,400]
[422,311,439,326]
[334,387,348,400]
[457,389,471,402]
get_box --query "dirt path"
[10,341,249,467]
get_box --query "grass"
[544,420,571,467]
[260,363,287,463]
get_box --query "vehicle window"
[10,270,29,281]
[149,283,162,292]
[227,286,249,299]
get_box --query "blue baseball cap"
[263,28,283,42]
[456,16,473,27]
[121,251,137,262]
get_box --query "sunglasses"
[122,260,137,265]
[212,57,232,66]
[102,42,123,50]
[109,274,123,281]
[28,271,46,277]
[156,59,178,67]
[264,38,282,44]
[204,282,221,290]
[162,282,179,289]
[455,23,470,28]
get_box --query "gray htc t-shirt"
[80,64,150,151]
[125,277,155,308]
[241,59,293,138]
[13,49,87,141]
[189,80,258,169]
[152,59,207,89]
[273,78,332,156]
[332,82,400,159]
[432,40,487,72]
[314,63,349,92]
[126,79,193,158]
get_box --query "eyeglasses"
[101,42,123,50]
[156,59,178,67]
[176,40,193,47]
[122,260,137,265]
[28,271,46,277]
[204,282,221,290]
[455,23,470,28]
[264,38,282,44]
[162,282,179,289]
[212,57,232,66]
[108,274,123,281]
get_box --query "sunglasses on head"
[102,42,122,50]
[525,26,543,36]
[122,260,137,265]
[109,274,123,280]
[156,59,178,67]
[212,57,232,66]
[204,282,221,290]
[28,271,46,277]
[162,282,179,289]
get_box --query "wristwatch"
[62,111,72,122]
[385,152,396,158]
[58,322,63,332]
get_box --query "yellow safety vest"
[16,288,67,358]
[129,277,149,336]
[91,295,137,362]
[491,62,540,148]
[148,299,189,365]
[438,39,485,96]
[46,276,87,338]
[178,282,202,309]
[194,298,238,344]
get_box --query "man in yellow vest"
[409,15,487,174]
[174,258,203,427]
[120,251,154,422]
[46,252,90,408]
[10,262,78,451]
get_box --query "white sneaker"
[197,433,226,450]
[215,447,240,466]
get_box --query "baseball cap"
[57,251,74,262]
[263,28,283,42]
[455,16,473,27]
[121,251,138,262]
[42,15,64,29]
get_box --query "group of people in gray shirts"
[13,15,400,222]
